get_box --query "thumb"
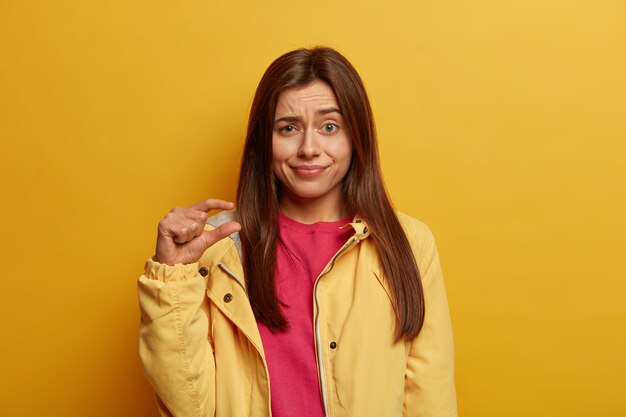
[197,221,242,251]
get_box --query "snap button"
[329,341,337,349]
[198,267,209,277]
[223,293,233,303]
[362,227,368,234]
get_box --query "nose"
[297,127,320,158]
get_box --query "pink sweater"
[257,213,352,417]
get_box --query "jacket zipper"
[219,234,360,417]
[314,236,360,417]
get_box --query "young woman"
[138,47,457,417]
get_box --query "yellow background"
[1,0,624,416]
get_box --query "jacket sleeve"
[138,258,215,417]
[403,224,458,417]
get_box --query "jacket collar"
[206,211,371,261]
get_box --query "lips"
[290,164,329,178]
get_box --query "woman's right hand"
[154,199,241,266]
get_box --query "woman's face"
[272,80,353,215]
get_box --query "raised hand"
[154,199,241,266]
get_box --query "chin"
[292,191,326,200]
[286,186,330,200]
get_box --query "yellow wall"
[1,1,624,416]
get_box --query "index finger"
[188,198,235,213]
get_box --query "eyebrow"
[274,107,342,124]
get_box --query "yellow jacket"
[138,212,457,417]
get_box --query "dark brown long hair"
[236,47,424,341]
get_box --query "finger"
[188,198,235,213]
[191,221,206,239]
[198,221,241,249]
[178,222,207,244]
[171,207,208,224]
[161,206,206,231]
[165,219,203,244]
[184,222,201,243]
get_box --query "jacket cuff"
[144,258,201,282]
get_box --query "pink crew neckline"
[278,212,352,233]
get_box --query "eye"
[322,123,338,134]
[279,125,297,134]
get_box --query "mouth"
[290,164,329,178]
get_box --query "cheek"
[332,136,353,166]
[272,135,293,162]
[271,137,289,177]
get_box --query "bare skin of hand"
[154,199,241,266]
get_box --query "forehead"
[275,81,338,114]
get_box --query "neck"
[279,192,348,224]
